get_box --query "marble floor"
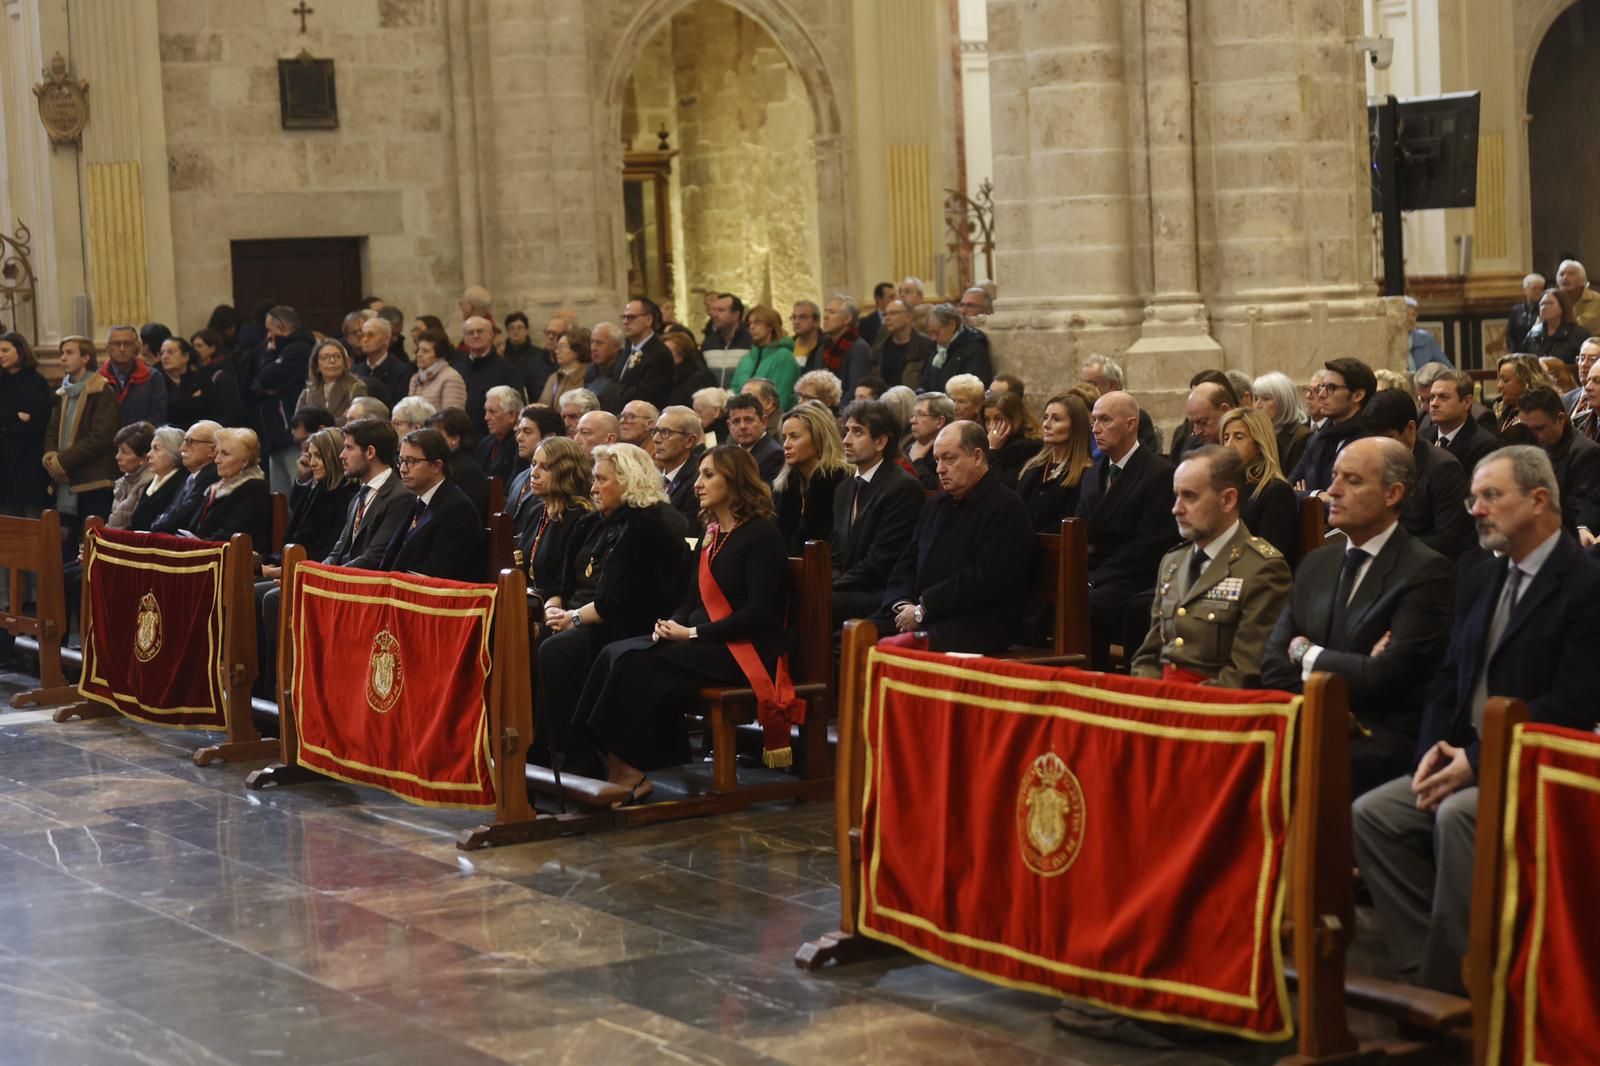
[0,667,1377,1066]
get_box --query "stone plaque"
[33,53,89,145]
[277,50,338,130]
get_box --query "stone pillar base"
[988,304,1143,400]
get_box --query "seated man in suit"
[725,392,784,483]
[874,421,1032,653]
[1354,446,1600,992]
[1131,446,1291,688]
[1262,437,1455,795]
[473,385,524,486]
[1514,386,1600,546]
[652,404,705,526]
[150,420,221,534]
[1421,368,1499,474]
[1363,388,1475,560]
[381,428,485,582]
[1077,391,1179,669]
[831,399,924,627]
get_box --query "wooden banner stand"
[245,549,608,845]
[51,522,279,766]
[1,509,79,709]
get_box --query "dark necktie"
[1186,546,1207,593]
[1587,414,1600,444]
[352,485,372,530]
[1328,547,1369,642]
[850,476,868,526]
[1107,462,1121,488]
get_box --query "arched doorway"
[1527,0,1600,274]
[610,0,838,321]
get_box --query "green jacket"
[729,338,801,408]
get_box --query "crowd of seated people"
[12,271,1600,1010]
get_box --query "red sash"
[698,523,805,767]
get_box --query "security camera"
[1353,36,1394,71]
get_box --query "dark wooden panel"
[230,237,363,338]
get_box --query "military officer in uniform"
[1131,445,1292,688]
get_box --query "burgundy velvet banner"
[290,563,497,809]
[857,648,1300,1039]
[78,527,229,728]
[1488,724,1600,1066]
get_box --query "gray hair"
[1483,444,1562,516]
[1559,259,1589,285]
[150,425,185,463]
[691,386,726,411]
[658,404,700,435]
[793,299,821,320]
[1373,436,1418,500]
[460,286,492,314]
[899,276,924,294]
[345,396,389,421]
[341,311,366,333]
[377,305,404,330]
[1413,362,1452,391]
[363,315,393,340]
[828,294,860,324]
[880,385,916,431]
[1251,371,1305,429]
[1225,369,1253,402]
[592,321,624,345]
[558,388,601,413]
[391,396,436,425]
[1523,272,1547,289]
[1082,353,1125,389]
[917,391,956,422]
[485,385,523,416]
[962,287,993,312]
[930,303,963,332]
[267,305,301,331]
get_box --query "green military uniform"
[1130,521,1292,689]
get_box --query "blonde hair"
[590,443,669,509]
[1218,407,1286,498]
[945,373,985,407]
[774,403,848,493]
[794,369,842,408]
[1374,368,1413,394]
[215,427,261,465]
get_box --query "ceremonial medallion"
[33,53,89,145]
[366,629,403,713]
[133,593,163,662]
[1016,751,1085,877]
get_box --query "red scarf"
[698,522,805,767]
[99,359,152,403]
[818,327,860,375]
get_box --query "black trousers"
[831,588,882,631]
[536,624,613,776]
[1088,578,1149,672]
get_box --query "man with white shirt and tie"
[1261,437,1455,795]
[652,405,704,526]
[1353,446,1600,993]
[1422,369,1499,473]
[829,400,923,627]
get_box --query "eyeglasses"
[651,427,694,438]
[620,412,650,422]
[1464,488,1519,511]
[620,312,645,322]
[397,456,434,469]
[182,436,216,447]
[1315,383,1350,395]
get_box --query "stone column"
[986,0,1144,391]
[1190,0,1397,379]
[1123,0,1224,384]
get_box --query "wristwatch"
[569,610,582,628]
[688,627,698,640]
[1288,636,1311,665]
[913,604,925,625]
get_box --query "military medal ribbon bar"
[858,648,1300,1039]
[78,528,229,728]
[290,563,498,808]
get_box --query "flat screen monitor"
[1367,91,1481,213]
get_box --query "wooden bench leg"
[709,699,738,794]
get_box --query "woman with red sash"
[571,444,793,803]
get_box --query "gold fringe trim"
[763,746,793,769]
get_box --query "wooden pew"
[270,491,288,555]
[0,509,77,709]
[486,510,516,582]
[1292,494,1327,570]
[1000,517,1090,662]
[487,476,505,519]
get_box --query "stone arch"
[1524,0,1600,271]
[599,0,852,298]
[1519,0,1582,108]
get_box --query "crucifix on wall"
[292,2,314,33]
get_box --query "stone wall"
[157,0,462,331]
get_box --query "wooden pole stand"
[4,510,81,710]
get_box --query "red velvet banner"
[857,648,1299,1039]
[78,528,229,729]
[1488,724,1600,1066]
[290,563,497,809]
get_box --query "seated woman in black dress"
[537,442,689,779]
[517,435,593,599]
[1218,407,1297,557]
[1015,392,1093,531]
[128,426,186,531]
[192,427,273,547]
[982,390,1041,487]
[572,444,793,801]
[261,427,357,577]
[773,403,849,555]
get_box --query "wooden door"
[230,237,363,338]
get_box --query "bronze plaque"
[278,51,338,130]
[33,53,89,145]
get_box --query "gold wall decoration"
[86,162,151,326]
[33,53,90,146]
[888,144,933,284]
[1476,132,1507,261]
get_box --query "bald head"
[1090,391,1141,463]
[575,410,619,454]
[462,315,493,355]
[1185,382,1234,445]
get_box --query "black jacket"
[663,446,705,528]
[1289,414,1368,493]
[447,449,491,524]
[875,471,1033,653]
[558,502,689,637]
[744,435,785,484]
[988,437,1037,489]
[1545,428,1600,538]
[1239,477,1299,559]
[503,342,554,402]
[1520,321,1590,364]
[1417,533,1600,772]
[356,353,415,409]
[277,480,358,564]
[453,351,525,436]
[380,480,485,582]
[1016,463,1084,534]
[127,471,186,532]
[473,430,521,488]
[1076,445,1179,598]
[919,326,993,394]
[250,328,315,452]
[1506,300,1539,353]
[194,478,274,548]
[162,369,214,430]
[0,365,54,509]
[775,466,847,556]
[1275,422,1311,478]
[1261,526,1454,779]
[668,362,717,410]
[617,334,675,409]
[323,471,414,570]
[201,357,248,428]
[830,461,923,595]
[872,330,935,390]
[1422,416,1499,476]
[150,466,221,534]
[1402,440,1475,559]
[702,324,754,352]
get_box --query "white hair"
[484,385,523,416]
[590,443,670,509]
[692,386,726,411]
[1081,353,1125,389]
[558,388,600,413]
[1559,259,1589,285]
[1251,371,1306,430]
[1523,272,1547,289]
[391,396,436,424]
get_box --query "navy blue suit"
[380,480,485,583]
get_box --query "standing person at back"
[250,306,316,492]
[1353,446,1600,993]
[617,298,674,409]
